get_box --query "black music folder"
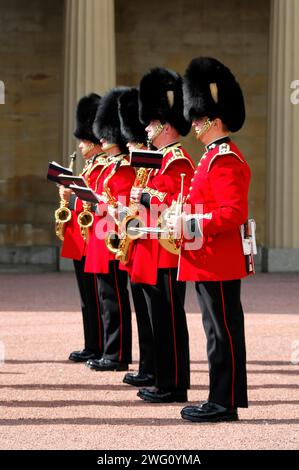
[46,161,73,183]
[54,175,87,188]
[69,184,105,205]
[130,150,163,169]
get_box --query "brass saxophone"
[77,201,94,241]
[55,152,77,241]
[115,167,148,265]
[104,158,123,254]
[77,154,106,241]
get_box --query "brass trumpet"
[55,152,77,240]
[158,173,185,255]
[77,202,94,241]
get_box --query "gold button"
[194,170,198,174]
[198,162,201,167]
[189,186,192,191]
[191,178,194,182]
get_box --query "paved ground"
[0,272,298,450]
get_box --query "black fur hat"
[118,88,147,145]
[183,57,245,132]
[139,67,191,136]
[73,93,101,143]
[93,87,130,153]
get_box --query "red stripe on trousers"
[168,269,178,388]
[113,263,123,362]
[220,281,235,408]
[93,274,102,351]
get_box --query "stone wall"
[115,0,270,244]
[0,0,64,249]
[0,0,270,269]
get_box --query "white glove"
[130,186,143,203]
[59,185,72,202]
[107,204,118,220]
[166,212,184,239]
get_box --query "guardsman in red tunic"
[84,88,136,372]
[117,87,155,387]
[128,68,195,403]
[169,57,251,422]
[59,93,105,363]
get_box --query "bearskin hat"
[138,67,191,136]
[183,57,245,132]
[93,87,130,153]
[118,88,147,145]
[73,93,101,143]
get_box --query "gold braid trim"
[142,186,166,203]
[161,147,195,174]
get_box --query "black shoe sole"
[137,392,187,403]
[141,397,187,403]
[69,356,94,363]
[123,378,155,387]
[86,363,128,372]
[181,412,239,423]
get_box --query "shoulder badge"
[219,143,231,154]
[173,147,184,158]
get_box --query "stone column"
[266,0,299,270]
[61,0,115,270]
[62,0,116,162]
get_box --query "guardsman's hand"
[166,212,184,239]
[130,186,143,203]
[107,204,119,220]
[59,185,72,202]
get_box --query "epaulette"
[93,158,115,181]
[94,156,108,166]
[162,146,195,174]
[81,154,107,176]
[88,157,108,174]
[207,143,245,172]
[106,154,129,166]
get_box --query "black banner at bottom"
[0,450,295,466]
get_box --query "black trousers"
[130,282,155,375]
[73,257,103,354]
[195,279,248,408]
[97,261,132,364]
[142,268,190,390]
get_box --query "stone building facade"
[0,0,298,271]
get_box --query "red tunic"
[84,155,136,274]
[125,143,195,285]
[178,141,251,281]
[61,154,107,260]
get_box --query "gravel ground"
[0,272,298,450]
